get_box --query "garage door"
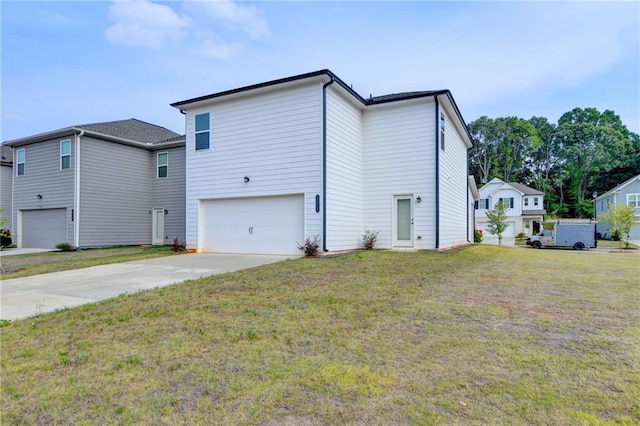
[478,221,515,237]
[200,195,304,255]
[22,208,67,248]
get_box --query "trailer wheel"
[532,241,542,249]
[573,242,585,250]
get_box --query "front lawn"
[1,246,638,424]
[0,245,175,279]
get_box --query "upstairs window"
[524,198,529,207]
[16,148,25,176]
[476,198,489,209]
[534,197,539,206]
[60,139,71,170]
[195,113,210,151]
[499,197,514,209]
[628,194,640,208]
[440,112,446,151]
[157,152,168,178]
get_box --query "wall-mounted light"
[37,194,43,200]
[244,176,250,183]
[164,209,168,215]
[416,196,422,203]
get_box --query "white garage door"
[22,208,67,248]
[479,221,515,237]
[200,195,304,255]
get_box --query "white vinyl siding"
[438,107,471,248]
[184,81,323,250]
[363,98,435,249]
[325,87,363,250]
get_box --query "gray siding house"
[595,174,640,240]
[3,119,185,249]
[1,145,13,230]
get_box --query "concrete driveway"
[1,253,292,321]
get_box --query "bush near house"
[0,229,12,247]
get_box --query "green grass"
[0,245,174,279]
[1,246,639,424]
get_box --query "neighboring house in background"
[475,178,546,237]
[3,119,185,249]
[595,174,640,240]
[171,69,474,255]
[1,145,13,229]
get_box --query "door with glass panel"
[394,195,413,247]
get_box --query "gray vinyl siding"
[79,137,153,247]
[326,87,364,250]
[152,147,186,243]
[12,137,75,245]
[596,177,640,239]
[1,163,12,229]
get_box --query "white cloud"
[106,0,191,48]
[3,114,25,121]
[187,0,270,38]
[192,35,242,60]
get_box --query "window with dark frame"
[195,113,210,150]
[60,139,71,170]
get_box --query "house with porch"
[475,178,546,237]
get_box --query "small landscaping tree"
[485,200,509,246]
[599,204,635,251]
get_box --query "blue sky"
[2,1,639,142]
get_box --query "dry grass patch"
[1,246,639,424]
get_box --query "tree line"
[468,107,640,218]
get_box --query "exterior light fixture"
[37,194,43,200]
[164,209,168,215]
[244,176,250,183]
[416,196,422,203]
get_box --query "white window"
[195,113,210,151]
[16,148,25,176]
[60,139,71,170]
[157,152,168,178]
[524,198,529,207]
[628,194,640,208]
[534,197,539,206]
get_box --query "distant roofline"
[595,174,640,200]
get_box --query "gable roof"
[595,174,640,201]
[4,118,184,149]
[170,69,472,145]
[479,178,544,197]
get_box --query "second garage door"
[22,208,68,248]
[200,195,304,255]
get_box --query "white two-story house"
[475,178,545,237]
[171,69,475,255]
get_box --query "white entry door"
[393,195,413,247]
[153,208,165,245]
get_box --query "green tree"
[598,204,635,251]
[485,201,509,246]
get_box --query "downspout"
[74,130,84,249]
[322,76,334,252]
[435,97,440,249]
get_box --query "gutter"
[74,130,84,249]
[322,76,335,252]
[435,97,440,249]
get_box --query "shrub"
[55,242,76,252]
[611,229,621,241]
[474,229,483,243]
[297,235,320,257]
[171,237,187,252]
[0,229,12,247]
[361,230,379,250]
[516,232,527,239]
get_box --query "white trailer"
[526,220,597,250]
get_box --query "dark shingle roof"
[1,144,13,163]
[509,182,544,195]
[77,118,180,144]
